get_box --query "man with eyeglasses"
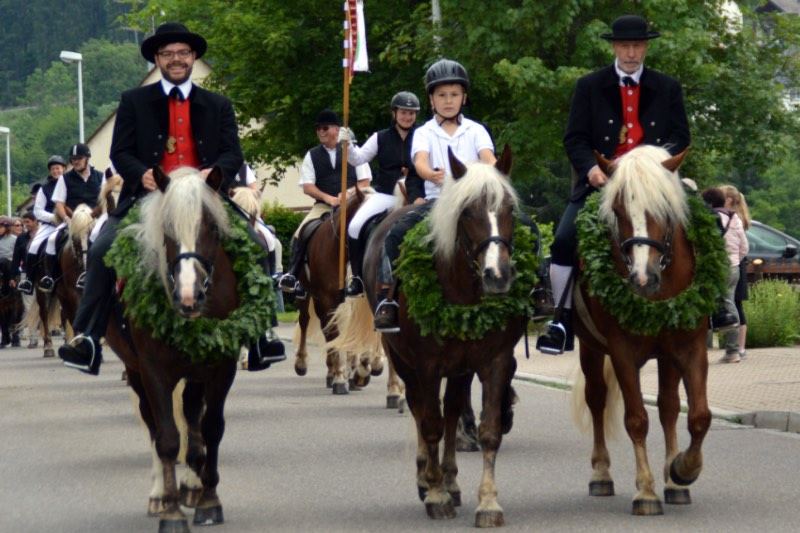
[60,22,284,375]
[278,110,372,298]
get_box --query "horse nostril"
[196,289,206,303]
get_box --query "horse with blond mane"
[571,145,724,516]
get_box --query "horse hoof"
[386,395,400,409]
[397,397,406,413]
[669,453,699,486]
[158,518,190,533]
[370,366,383,377]
[43,348,55,358]
[295,365,307,377]
[148,497,163,516]
[351,374,370,389]
[475,510,504,528]
[632,498,664,516]
[589,480,615,497]
[417,486,427,502]
[193,505,224,526]
[325,375,334,388]
[425,501,456,520]
[179,484,202,508]
[664,488,691,505]
[449,491,461,507]
[332,382,349,395]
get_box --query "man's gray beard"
[160,65,193,85]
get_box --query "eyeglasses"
[316,125,333,132]
[157,49,193,60]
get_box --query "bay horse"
[0,258,23,346]
[571,145,711,516]
[100,166,244,531]
[328,146,524,527]
[291,186,385,394]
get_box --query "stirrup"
[293,282,307,301]
[60,334,102,375]
[374,299,400,333]
[278,273,297,293]
[17,279,34,295]
[536,321,566,355]
[39,276,55,293]
[345,276,365,298]
[76,271,87,290]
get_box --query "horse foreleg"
[193,362,236,527]
[657,357,691,505]
[456,374,479,452]
[580,347,615,497]
[294,300,310,377]
[127,370,164,516]
[418,376,454,520]
[350,351,371,389]
[669,340,711,491]
[369,349,384,376]
[442,376,470,507]
[610,353,663,516]
[37,294,54,358]
[473,355,514,528]
[179,380,205,509]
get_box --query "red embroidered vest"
[161,96,199,172]
[614,85,644,157]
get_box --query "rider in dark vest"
[38,143,104,293]
[277,109,371,299]
[337,91,421,298]
[17,155,66,295]
[536,15,694,355]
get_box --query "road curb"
[513,371,800,433]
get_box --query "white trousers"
[90,213,108,243]
[254,220,282,268]
[28,223,57,255]
[348,192,397,239]
[45,222,67,255]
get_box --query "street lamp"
[0,126,10,215]
[59,50,85,143]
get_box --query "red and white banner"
[344,0,369,79]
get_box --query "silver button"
[153,152,158,156]
[627,90,633,96]
[627,139,634,144]
[604,136,610,141]
[179,154,184,159]
[178,136,184,142]
[650,121,656,126]
[627,106,633,112]
[198,140,203,145]
[178,118,184,124]
[608,119,614,124]
[656,138,661,143]
[627,123,633,128]
[157,134,163,139]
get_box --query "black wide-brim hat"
[601,15,660,41]
[315,109,341,127]
[141,22,207,62]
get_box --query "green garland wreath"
[104,204,276,363]
[575,192,728,336]
[394,218,538,341]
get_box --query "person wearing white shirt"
[373,59,495,332]
[278,110,372,298]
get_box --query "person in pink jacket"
[702,187,749,363]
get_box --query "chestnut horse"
[291,187,385,394]
[571,145,712,516]
[328,147,524,527]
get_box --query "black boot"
[345,237,364,298]
[247,331,287,371]
[711,305,739,332]
[59,334,103,375]
[536,308,574,355]
[278,238,304,293]
[17,253,37,294]
[39,254,58,293]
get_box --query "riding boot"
[536,308,574,355]
[374,287,400,333]
[247,330,287,371]
[710,303,739,332]
[17,253,37,294]
[39,254,58,293]
[345,237,365,298]
[58,334,103,375]
[278,238,304,293]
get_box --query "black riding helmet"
[390,91,420,111]
[424,59,469,94]
[47,155,67,168]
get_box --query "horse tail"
[324,297,381,356]
[570,355,622,440]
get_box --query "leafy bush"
[262,202,305,272]
[743,280,800,348]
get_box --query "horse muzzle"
[628,269,661,297]
[482,263,513,295]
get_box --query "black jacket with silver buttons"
[563,65,690,202]
[109,81,243,216]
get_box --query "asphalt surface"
[2,341,800,532]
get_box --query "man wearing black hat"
[537,14,693,355]
[38,143,104,293]
[17,155,66,295]
[59,22,282,375]
[277,109,372,298]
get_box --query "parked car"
[745,221,800,283]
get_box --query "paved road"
[2,342,800,532]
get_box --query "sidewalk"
[274,322,800,432]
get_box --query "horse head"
[428,145,518,295]
[150,166,230,318]
[598,146,689,297]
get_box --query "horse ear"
[594,150,615,176]
[205,166,224,192]
[153,166,170,193]
[495,144,513,176]
[662,148,690,173]
[448,147,467,180]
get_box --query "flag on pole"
[344,0,369,80]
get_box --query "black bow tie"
[169,87,185,101]
[622,76,638,87]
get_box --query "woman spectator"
[721,184,751,360]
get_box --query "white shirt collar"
[614,59,644,86]
[160,78,194,100]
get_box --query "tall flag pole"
[339,0,369,292]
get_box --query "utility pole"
[431,0,442,53]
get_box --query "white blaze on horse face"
[484,210,502,277]
[629,206,651,287]
[177,243,199,307]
